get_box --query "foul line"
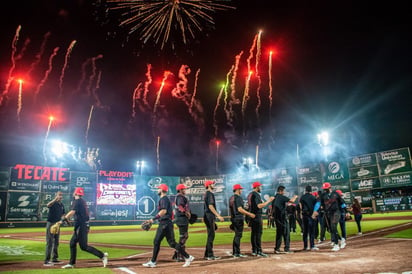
[117,267,137,274]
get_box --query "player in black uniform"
[229,184,255,258]
[204,180,224,260]
[44,191,65,266]
[247,181,274,257]
[272,185,298,254]
[299,185,318,251]
[61,187,108,269]
[172,183,192,262]
[312,183,349,252]
[143,184,194,268]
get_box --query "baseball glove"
[188,213,198,224]
[141,220,152,231]
[50,222,61,234]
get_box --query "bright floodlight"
[136,160,145,168]
[317,131,329,146]
[51,140,69,157]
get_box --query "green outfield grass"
[384,228,412,239]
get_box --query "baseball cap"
[157,184,169,192]
[204,180,215,187]
[74,187,85,196]
[252,181,262,188]
[336,189,343,196]
[312,191,319,197]
[322,182,332,189]
[176,184,187,191]
[233,184,244,190]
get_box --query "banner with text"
[377,148,412,176]
[6,192,40,221]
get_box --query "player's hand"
[269,196,275,202]
[312,211,319,219]
[250,213,256,219]
[149,219,154,224]
[217,216,224,222]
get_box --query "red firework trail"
[86,54,103,96]
[131,82,143,118]
[172,65,190,99]
[0,25,21,106]
[74,58,92,95]
[213,84,225,137]
[224,66,234,124]
[153,71,172,115]
[189,68,200,111]
[227,51,243,129]
[143,64,152,108]
[15,37,31,62]
[34,46,60,101]
[92,70,104,108]
[27,31,51,76]
[268,51,273,119]
[255,30,263,121]
[59,40,77,97]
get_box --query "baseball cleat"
[61,264,74,269]
[183,255,194,267]
[142,261,156,268]
[102,252,108,267]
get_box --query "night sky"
[0,1,411,176]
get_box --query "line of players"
[43,180,351,269]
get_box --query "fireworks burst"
[104,0,234,49]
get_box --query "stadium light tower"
[136,160,145,175]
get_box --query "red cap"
[204,180,215,187]
[312,192,318,197]
[157,184,169,192]
[176,184,187,191]
[233,184,244,190]
[322,182,332,189]
[74,187,84,196]
[336,189,343,196]
[252,181,262,188]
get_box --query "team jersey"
[157,195,173,222]
[229,194,244,219]
[71,198,89,225]
[247,191,263,215]
[204,190,216,214]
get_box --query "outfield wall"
[0,147,411,228]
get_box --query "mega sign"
[13,164,69,181]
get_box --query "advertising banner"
[351,178,381,191]
[6,192,40,221]
[348,153,377,168]
[98,170,134,184]
[377,148,412,175]
[9,164,69,192]
[380,172,412,188]
[296,164,322,186]
[0,192,7,221]
[95,205,135,220]
[323,160,349,183]
[96,183,136,205]
[135,175,179,220]
[273,167,297,187]
[0,167,10,191]
[375,196,412,211]
[180,175,227,217]
[349,166,380,180]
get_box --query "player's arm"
[150,209,167,223]
[289,195,298,203]
[47,195,59,207]
[258,196,275,208]
[59,210,75,224]
[209,204,224,221]
[238,206,255,218]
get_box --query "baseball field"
[1,212,411,273]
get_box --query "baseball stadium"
[0,147,411,273]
